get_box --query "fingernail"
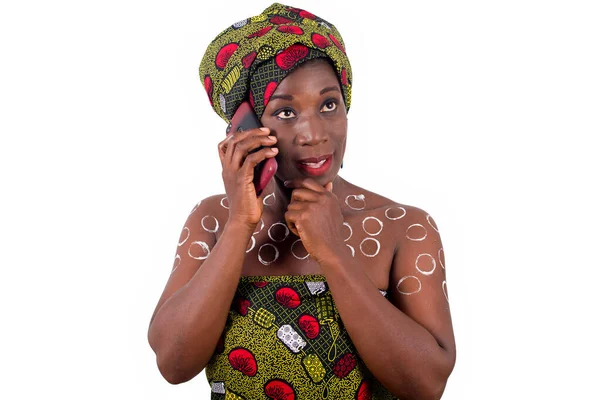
[260,127,270,132]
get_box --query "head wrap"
[199,2,353,125]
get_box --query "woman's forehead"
[274,60,340,93]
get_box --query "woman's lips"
[297,155,333,176]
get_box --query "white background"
[1,0,598,398]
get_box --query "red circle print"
[204,75,213,105]
[357,379,373,400]
[270,16,293,24]
[275,44,309,70]
[242,51,257,69]
[311,33,330,49]
[341,68,348,85]
[298,314,320,339]
[233,297,251,316]
[276,25,304,35]
[275,287,301,309]
[299,10,316,19]
[215,43,238,70]
[247,25,272,39]
[264,81,278,106]
[265,379,295,400]
[228,348,257,376]
[328,33,345,54]
[253,281,268,288]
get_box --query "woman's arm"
[147,196,254,384]
[319,206,456,400]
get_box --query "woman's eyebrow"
[270,86,341,102]
[319,86,340,95]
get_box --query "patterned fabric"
[205,274,398,399]
[199,2,353,124]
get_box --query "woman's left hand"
[284,178,345,263]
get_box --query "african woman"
[148,3,456,399]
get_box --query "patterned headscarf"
[199,2,353,125]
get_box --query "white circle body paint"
[442,280,449,302]
[291,239,310,260]
[220,196,229,209]
[362,216,383,236]
[438,247,445,269]
[201,215,219,233]
[427,214,439,232]
[406,223,427,241]
[171,254,181,273]
[263,192,276,206]
[178,227,190,246]
[188,241,210,260]
[415,253,436,275]
[258,243,279,265]
[345,194,366,210]
[396,275,422,295]
[190,200,202,215]
[268,222,289,242]
[253,218,265,235]
[343,222,352,241]
[346,244,355,257]
[359,237,380,257]
[246,235,256,253]
[385,206,406,220]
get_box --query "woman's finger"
[290,188,320,203]
[284,178,326,192]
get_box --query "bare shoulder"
[188,193,231,238]
[344,183,437,238]
[341,182,421,216]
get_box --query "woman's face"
[260,59,347,186]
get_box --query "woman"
[148,3,456,399]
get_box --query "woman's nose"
[295,118,327,146]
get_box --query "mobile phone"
[227,101,278,197]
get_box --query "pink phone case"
[227,101,278,197]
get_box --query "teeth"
[301,159,327,168]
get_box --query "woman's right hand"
[218,127,279,229]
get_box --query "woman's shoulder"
[185,193,230,230]
[341,182,421,215]
[342,183,436,237]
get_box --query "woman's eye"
[321,100,337,112]
[276,109,295,119]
